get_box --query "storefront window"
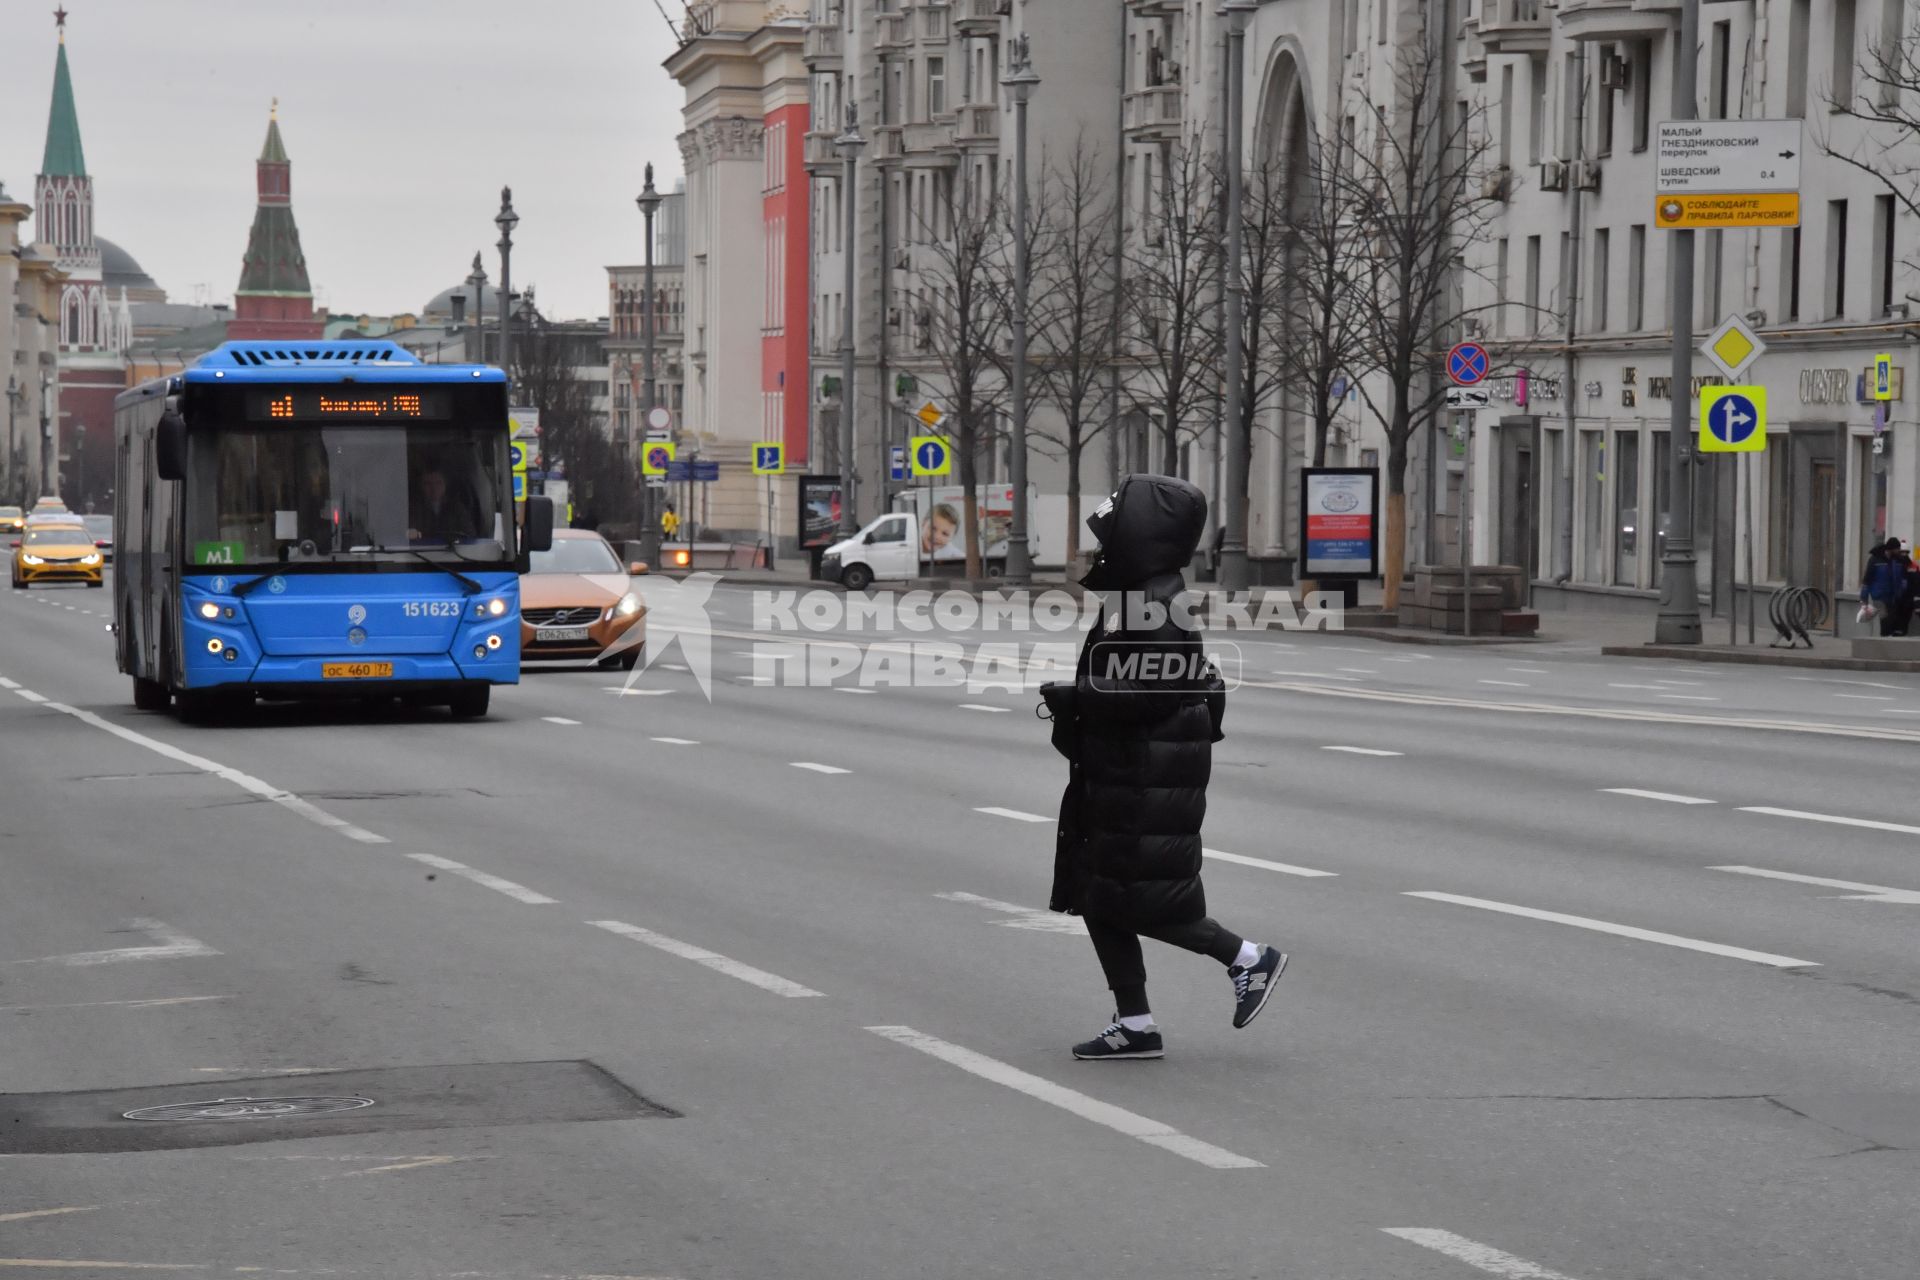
[1858,435,1887,567]
[1652,432,1671,562]
[1766,444,1791,581]
[1581,431,1605,582]
[1614,432,1641,586]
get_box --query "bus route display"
[248,388,451,422]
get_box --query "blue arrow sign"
[1447,341,1490,386]
[1708,392,1759,445]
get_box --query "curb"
[1337,626,1542,646]
[1599,643,1920,672]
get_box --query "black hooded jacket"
[1044,473,1217,929]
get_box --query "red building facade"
[761,103,811,465]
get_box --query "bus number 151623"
[402,601,464,618]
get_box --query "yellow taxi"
[10,522,104,589]
[0,506,23,535]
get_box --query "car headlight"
[615,592,643,618]
[83,552,102,565]
[21,554,43,566]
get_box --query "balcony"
[874,12,911,49]
[1556,0,1681,42]
[903,120,959,163]
[803,22,843,68]
[955,101,999,147]
[920,2,950,43]
[1123,85,1182,141]
[953,0,1006,34]
[871,124,906,162]
[1479,0,1550,53]
[804,128,844,174]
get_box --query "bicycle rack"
[1768,586,1827,649]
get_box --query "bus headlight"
[207,638,224,654]
[485,597,508,617]
[199,601,222,620]
[615,592,642,617]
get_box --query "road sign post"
[1656,0,1704,646]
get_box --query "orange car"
[519,529,647,669]
[11,522,104,588]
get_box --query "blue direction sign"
[665,460,692,482]
[1447,341,1490,387]
[1699,385,1767,453]
[911,435,952,477]
[693,460,720,482]
[890,445,908,482]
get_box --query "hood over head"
[1081,473,1208,590]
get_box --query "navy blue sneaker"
[1229,947,1288,1028]
[1072,1020,1164,1060]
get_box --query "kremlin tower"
[228,102,322,341]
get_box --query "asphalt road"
[3,575,1918,1279]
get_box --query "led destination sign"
[248,389,452,422]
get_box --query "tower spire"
[231,101,320,340]
[41,13,86,177]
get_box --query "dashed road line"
[866,1025,1263,1169]
[958,703,1011,712]
[1832,693,1893,701]
[0,1207,99,1225]
[603,686,673,696]
[1657,694,1720,702]
[1601,788,1716,804]
[649,736,700,745]
[1270,669,1364,681]
[1478,680,1528,688]
[975,806,1051,823]
[407,854,558,905]
[589,919,825,997]
[13,689,47,703]
[1320,745,1402,757]
[541,716,582,726]
[0,995,227,1013]
[1739,805,1920,836]
[1607,683,1670,691]
[790,761,850,775]
[1404,891,1818,968]
[1381,1228,1586,1279]
[935,891,1086,933]
[1203,848,1337,878]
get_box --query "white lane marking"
[8,919,220,967]
[1506,666,1549,674]
[865,1025,1263,1169]
[958,703,1012,712]
[1320,745,1402,757]
[541,716,582,726]
[407,853,558,905]
[833,687,877,694]
[39,701,389,843]
[1607,683,1670,691]
[589,919,825,997]
[1382,1227,1586,1279]
[735,675,776,684]
[1380,656,1417,663]
[13,689,47,703]
[1833,693,1893,701]
[1404,892,1818,968]
[1270,669,1363,681]
[1478,680,1529,688]
[1651,679,1704,686]
[1787,675,1907,690]
[0,995,226,1013]
[1740,805,1920,836]
[649,736,700,745]
[0,1207,99,1225]
[936,891,1087,933]
[661,663,690,671]
[603,686,672,696]
[1599,788,1716,805]
[1657,694,1720,702]
[1203,847,1338,878]
[1882,708,1920,715]
[0,677,17,688]
[975,806,1052,823]
[1710,864,1920,904]
[790,761,850,775]
[1336,667,1377,675]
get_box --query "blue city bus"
[113,341,552,720]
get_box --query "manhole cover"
[123,1095,376,1122]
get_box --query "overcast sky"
[0,1,687,321]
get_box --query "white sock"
[1233,940,1262,969]
[1118,1013,1155,1032]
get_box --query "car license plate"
[537,626,592,642]
[322,662,394,679]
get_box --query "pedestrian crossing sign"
[753,443,786,475]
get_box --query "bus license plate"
[323,662,393,679]
[537,626,591,642]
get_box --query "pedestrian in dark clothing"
[1039,473,1286,1061]
[1861,537,1905,636]
[1893,545,1920,637]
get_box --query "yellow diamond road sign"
[1701,313,1766,381]
[916,400,945,429]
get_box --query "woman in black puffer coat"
[1039,473,1288,1061]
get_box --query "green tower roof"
[260,108,288,164]
[41,40,87,178]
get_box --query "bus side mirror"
[523,495,554,554]
[155,411,187,482]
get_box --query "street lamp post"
[4,375,20,506]
[40,367,54,499]
[1002,36,1040,586]
[495,187,519,376]
[836,104,866,538]
[465,253,489,359]
[1217,0,1257,592]
[1654,0,1703,644]
[636,165,666,569]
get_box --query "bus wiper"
[378,547,483,595]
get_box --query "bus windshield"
[183,423,510,569]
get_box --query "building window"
[1529,57,1546,165]
[1557,231,1571,331]
[1582,432,1606,582]
[1613,430,1640,587]
[1875,192,1896,316]
[1525,235,1541,332]
[1628,224,1646,330]
[1496,237,1510,336]
[1786,226,1803,320]
[1833,0,1858,106]
[1710,20,1731,119]
[1595,55,1616,157]
[1631,41,1651,151]
[1828,198,1850,319]
[1592,227,1610,331]
[1499,64,1514,169]
[1766,445,1790,581]
[1786,0,1811,116]
[928,56,946,116]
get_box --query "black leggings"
[1085,915,1245,1019]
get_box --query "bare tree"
[915,169,1013,579]
[1123,143,1223,477]
[1825,20,1920,243]
[1029,139,1119,566]
[1344,30,1500,609]
[513,320,637,530]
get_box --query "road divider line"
[1657,694,1720,702]
[975,806,1051,823]
[603,686,672,696]
[1710,864,1920,904]
[936,891,1086,933]
[1381,1228,1587,1279]
[39,701,390,843]
[1739,805,1920,836]
[958,703,1012,712]
[649,736,700,745]
[0,677,17,689]
[0,1207,98,1224]
[865,1025,1263,1169]
[1478,680,1529,688]
[8,919,219,968]
[1404,892,1817,968]
[790,761,850,775]
[1833,693,1893,701]
[13,689,47,703]
[1600,788,1716,805]
[1203,848,1338,878]
[1321,745,1402,757]
[407,854,557,905]
[540,716,581,726]
[589,920,825,998]
[0,995,227,1013]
